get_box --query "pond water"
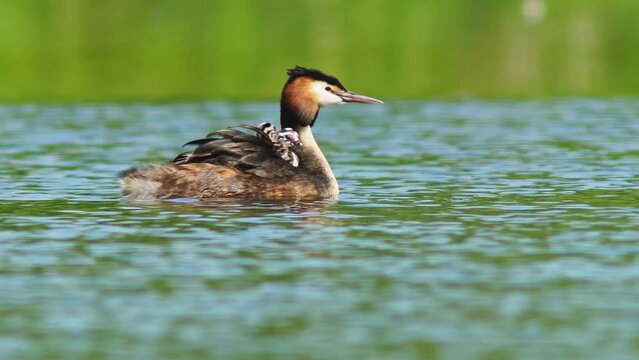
[1,99,639,359]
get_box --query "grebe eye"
[325,86,332,92]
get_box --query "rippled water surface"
[2,100,639,359]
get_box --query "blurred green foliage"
[0,0,638,101]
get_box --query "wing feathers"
[172,124,297,179]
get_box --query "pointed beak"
[337,91,384,104]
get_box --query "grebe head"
[281,66,383,128]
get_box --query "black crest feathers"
[286,66,347,90]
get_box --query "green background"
[1,0,638,102]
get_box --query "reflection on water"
[1,100,639,359]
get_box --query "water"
[1,99,639,359]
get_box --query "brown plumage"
[119,66,383,200]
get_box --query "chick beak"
[338,91,384,104]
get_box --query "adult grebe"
[119,66,383,200]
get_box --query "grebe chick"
[119,66,383,200]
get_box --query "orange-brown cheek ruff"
[280,77,320,128]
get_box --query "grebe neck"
[289,125,338,197]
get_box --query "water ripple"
[1,100,639,359]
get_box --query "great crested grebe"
[119,66,383,200]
